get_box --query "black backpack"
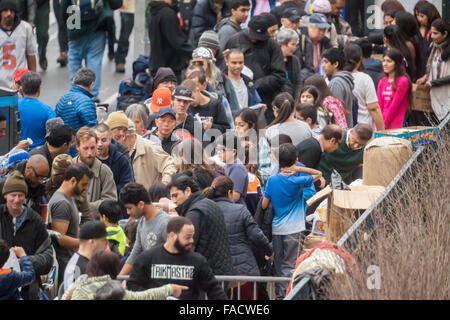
[71,0,104,22]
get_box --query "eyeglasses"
[31,166,48,182]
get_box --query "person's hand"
[16,140,31,151]
[203,120,212,131]
[11,246,26,258]
[171,284,189,298]
[262,104,267,112]
[280,165,300,176]
[425,81,432,89]
[319,177,326,189]
[416,76,427,85]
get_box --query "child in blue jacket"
[0,240,35,300]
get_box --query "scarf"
[427,40,448,79]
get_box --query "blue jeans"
[68,31,106,98]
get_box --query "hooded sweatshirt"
[151,67,178,92]
[329,71,355,127]
[148,1,194,75]
[214,17,241,50]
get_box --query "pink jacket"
[377,76,410,129]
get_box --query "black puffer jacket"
[0,204,53,300]
[175,191,233,275]
[213,197,272,276]
[226,30,286,117]
[191,0,231,45]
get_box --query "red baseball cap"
[14,68,30,82]
[150,87,172,113]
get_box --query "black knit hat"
[0,0,18,13]
[79,221,107,240]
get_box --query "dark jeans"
[115,12,135,64]
[36,0,50,59]
[53,0,68,52]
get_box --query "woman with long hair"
[171,138,226,190]
[343,43,385,130]
[416,1,441,43]
[417,19,450,122]
[204,176,272,300]
[264,92,312,146]
[234,108,271,184]
[377,48,412,129]
[303,74,348,129]
[383,24,416,81]
[297,85,334,129]
[62,251,187,300]
[394,11,425,80]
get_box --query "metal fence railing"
[286,112,450,300]
[116,275,290,300]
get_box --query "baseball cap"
[157,107,176,119]
[79,221,108,240]
[150,87,172,113]
[13,68,30,82]
[309,13,331,29]
[172,85,194,101]
[248,15,270,42]
[282,8,302,21]
[45,117,64,139]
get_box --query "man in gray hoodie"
[214,0,250,50]
[322,47,355,127]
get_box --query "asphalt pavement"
[38,4,135,111]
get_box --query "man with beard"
[0,154,49,214]
[127,216,227,300]
[74,127,117,220]
[118,182,171,277]
[48,163,93,285]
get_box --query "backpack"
[71,0,104,22]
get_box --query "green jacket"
[319,130,366,183]
[61,0,123,40]
[107,225,127,256]
[62,275,174,300]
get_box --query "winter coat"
[214,17,241,50]
[0,255,35,300]
[225,30,286,107]
[328,71,355,127]
[61,0,123,40]
[73,157,117,220]
[131,135,177,190]
[0,205,53,300]
[0,161,46,214]
[281,55,302,100]
[62,274,174,300]
[426,41,450,121]
[55,85,98,134]
[148,1,194,74]
[191,0,231,45]
[99,140,134,194]
[175,191,233,275]
[213,197,272,276]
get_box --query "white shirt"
[352,71,378,130]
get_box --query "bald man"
[0,154,50,213]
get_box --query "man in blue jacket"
[55,68,98,156]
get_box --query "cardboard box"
[363,137,413,187]
[374,126,439,147]
[411,84,433,112]
[308,185,385,243]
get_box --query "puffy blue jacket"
[55,85,98,134]
[0,256,35,300]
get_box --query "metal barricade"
[116,275,291,300]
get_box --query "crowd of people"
[0,0,449,301]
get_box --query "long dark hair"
[204,176,234,200]
[384,48,412,113]
[267,92,295,127]
[416,1,441,30]
[86,251,120,279]
[297,85,333,125]
[343,43,367,73]
[384,25,416,80]
[394,11,424,79]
